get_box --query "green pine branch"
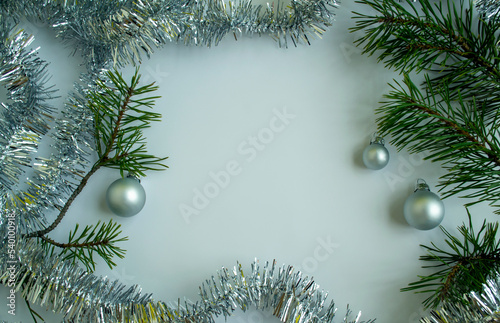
[352,0,500,212]
[38,220,128,272]
[25,299,44,323]
[24,67,167,271]
[351,0,500,113]
[377,74,500,211]
[351,0,500,78]
[401,209,500,309]
[90,69,168,177]
[352,0,500,308]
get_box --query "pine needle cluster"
[352,0,500,309]
[401,210,500,308]
[352,0,500,211]
[25,68,167,271]
[90,69,168,177]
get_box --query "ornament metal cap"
[414,178,430,191]
[369,133,385,145]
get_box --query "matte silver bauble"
[362,136,389,170]
[404,179,444,230]
[106,175,146,217]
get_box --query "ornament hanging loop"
[370,132,385,145]
[415,178,430,191]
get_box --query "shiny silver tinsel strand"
[1,0,339,71]
[475,0,500,20]
[420,271,500,323]
[14,70,105,234]
[0,237,372,323]
[2,68,108,235]
[0,16,54,195]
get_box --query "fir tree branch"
[401,209,500,309]
[25,298,44,323]
[363,5,500,76]
[377,74,500,211]
[385,76,500,165]
[101,85,132,160]
[26,68,167,239]
[38,220,128,272]
[89,67,168,177]
[351,0,500,111]
[24,68,167,270]
[353,0,500,309]
[351,0,499,72]
[38,234,110,249]
[25,162,102,239]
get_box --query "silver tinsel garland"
[0,237,374,322]
[475,0,500,20]
[420,272,500,322]
[0,16,54,197]
[1,0,339,71]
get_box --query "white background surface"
[1,1,497,322]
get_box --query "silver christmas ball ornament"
[404,179,445,230]
[106,175,146,217]
[362,135,390,170]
